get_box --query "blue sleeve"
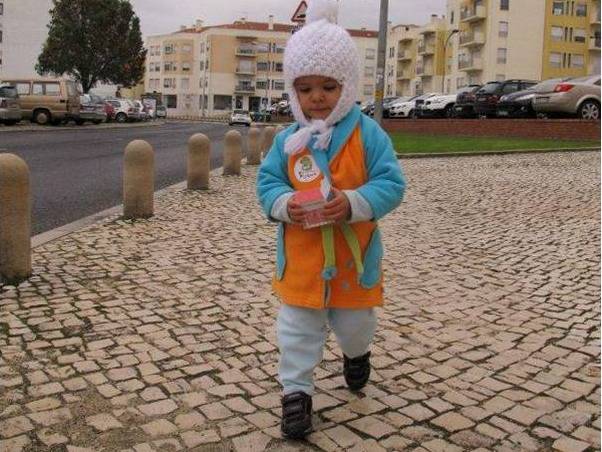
[256,131,294,220]
[356,116,406,220]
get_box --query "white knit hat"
[283,0,360,155]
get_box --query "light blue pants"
[277,304,377,395]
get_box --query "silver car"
[0,84,22,125]
[229,109,252,126]
[533,75,601,120]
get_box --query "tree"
[36,0,147,93]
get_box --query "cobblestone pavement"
[0,151,599,452]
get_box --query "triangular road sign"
[291,1,308,23]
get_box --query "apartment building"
[386,0,600,96]
[145,18,378,116]
[0,0,53,78]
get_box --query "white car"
[106,99,136,123]
[229,109,252,126]
[389,93,438,118]
[419,93,458,118]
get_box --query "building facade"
[145,18,378,116]
[0,0,53,78]
[386,0,601,96]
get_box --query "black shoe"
[344,351,371,391]
[281,391,312,439]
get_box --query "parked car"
[496,79,565,118]
[389,93,438,119]
[419,85,481,118]
[0,84,22,125]
[105,99,136,123]
[382,96,404,118]
[533,75,601,120]
[474,79,538,118]
[0,77,80,125]
[360,100,374,116]
[229,109,252,126]
[155,105,167,119]
[453,84,483,118]
[76,94,107,124]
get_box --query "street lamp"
[374,0,389,124]
[442,29,459,93]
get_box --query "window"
[389,47,395,58]
[497,48,507,64]
[551,26,564,41]
[573,28,586,43]
[456,77,466,89]
[552,1,564,15]
[501,82,519,94]
[181,78,190,90]
[499,21,508,37]
[365,48,376,60]
[164,44,175,54]
[213,95,232,110]
[163,78,176,88]
[256,80,268,90]
[363,84,374,95]
[0,31,3,43]
[451,10,455,24]
[549,52,562,68]
[575,3,587,16]
[256,43,270,53]
[33,83,44,95]
[44,83,61,95]
[15,83,31,95]
[0,3,4,15]
[272,62,283,72]
[272,80,285,90]
[165,95,177,108]
[500,0,509,10]
[571,54,584,68]
[257,61,269,72]
[364,66,374,77]
[274,44,285,54]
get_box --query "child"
[256,0,406,439]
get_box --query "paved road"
[0,151,598,451]
[0,121,245,235]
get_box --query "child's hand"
[323,188,351,223]
[287,197,306,224]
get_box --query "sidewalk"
[0,151,600,452]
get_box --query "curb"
[0,121,166,133]
[397,147,601,158]
[31,166,227,249]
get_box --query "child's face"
[294,76,342,120]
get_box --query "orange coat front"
[272,127,383,309]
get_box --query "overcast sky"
[129,0,447,37]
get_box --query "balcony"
[399,36,413,43]
[397,70,412,80]
[458,56,483,71]
[592,9,601,24]
[459,31,485,47]
[590,36,601,50]
[235,47,257,57]
[416,65,424,75]
[417,41,436,55]
[461,4,487,23]
[235,67,256,76]
[234,85,255,94]
[397,50,412,61]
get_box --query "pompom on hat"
[283,0,360,156]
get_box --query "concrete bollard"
[188,133,211,190]
[0,154,31,284]
[123,140,154,219]
[246,127,262,165]
[261,126,277,157]
[223,130,242,176]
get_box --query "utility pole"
[373,0,389,125]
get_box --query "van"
[0,84,22,125]
[0,78,81,125]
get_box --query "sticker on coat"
[294,155,321,183]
